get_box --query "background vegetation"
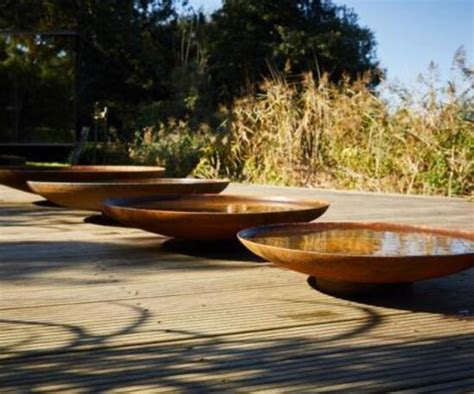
[194,60,473,197]
[0,0,472,196]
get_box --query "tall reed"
[194,65,473,197]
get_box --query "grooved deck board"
[1,184,473,391]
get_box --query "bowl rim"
[0,165,166,173]
[27,177,230,187]
[103,194,331,217]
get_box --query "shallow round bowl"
[102,194,330,240]
[238,222,474,294]
[28,178,230,211]
[0,165,165,193]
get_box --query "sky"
[187,0,474,87]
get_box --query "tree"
[0,33,75,142]
[0,0,178,137]
[207,0,380,101]
[0,0,381,139]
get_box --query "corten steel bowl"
[238,222,474,295]
[0,165,165,194]
[27,178,230,211]
[102,194,330,240]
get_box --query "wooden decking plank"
[5,361,473,392]
[5,342,473,392]
[2,324,473,390]
[2,251,472,300]
[2,328,473,390]
[393,376,474,393]
[1,266,472,311]
[2,309,472,360]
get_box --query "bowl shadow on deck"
[83,213,265,263]
[33,199,64,208]
[306,271,474,317]
[0,238,261,284]
[160,238,266,264]
[84,213,128,227]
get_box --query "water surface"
[253,228,474,256]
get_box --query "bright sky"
[187,0,474,87]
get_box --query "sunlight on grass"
[193,66,473,197]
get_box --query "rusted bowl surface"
[0,165,165,193]
[102,194,330,240]
[238,222,474,293]
[28,178,230,211]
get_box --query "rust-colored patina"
[102,194,330,240]
[28,178,230,211]
[238,222,474,294]
[0,165,165,193]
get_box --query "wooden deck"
[1,183,473,392]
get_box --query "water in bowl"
[253,228,474,256]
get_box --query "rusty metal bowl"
[102,194,330,240]
[28,178,230,211]
[238,222,474,295]
[0,165,165,193]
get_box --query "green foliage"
[26,161,68,167]
[207,0,380,102]
[0,35,74,142]
[130,120,212,177]
[0,0,380,139]
[72,143,131,165]
[0,0,178,139]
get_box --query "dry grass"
[194,66,473,197]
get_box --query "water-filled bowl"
[238,222,474,294]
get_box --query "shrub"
[72,142,131,165]
[130,120,212,177]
